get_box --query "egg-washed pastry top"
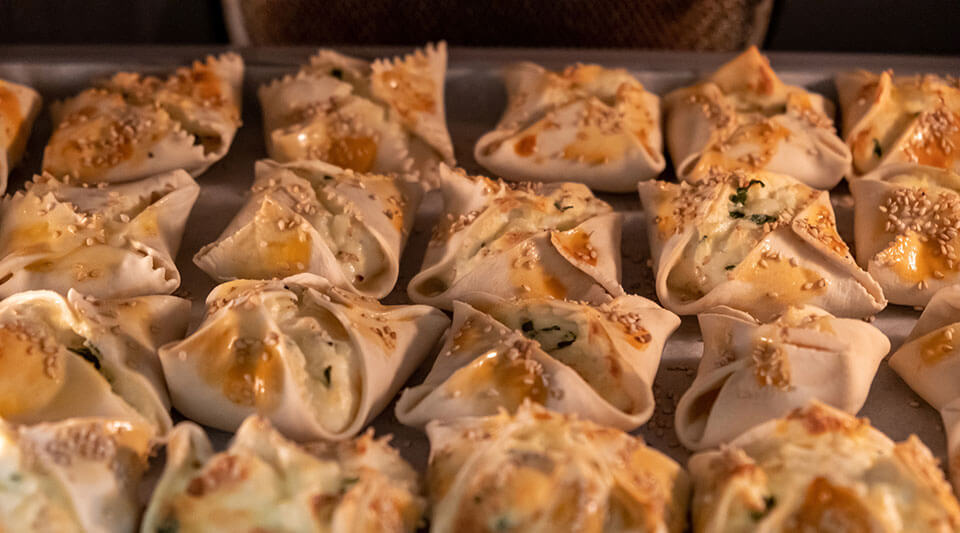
[426,402,690,533]
[0,169,199,299]
[258,42,454,188]
[158,273,449,441]
[474,62,664,192]
[688,401,960,533]
[675,305,889,451]
[0,417,153,533]
[142,416,424,533]
[409,165,623,310]
[889,284,960,494]
[0,78,42,195]
[851,163,960,306]
[664,46,851,190]
[836,69,960,176]
[396,292,679,431]
[194,159,420,299]
[0,288,189,436]
[638,166,886,320]
[43,53,243,183]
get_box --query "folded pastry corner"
[688,400,960,532]
[889,284,960,493]
[474,61,665,192]
[675,305,889,451]
[142,416,424,532]
[0,288,190,436]
[43,53,243,183]
[0,416,154,533]
[194,158,420,298]
[158,274,449,441]
[0,78,42,195]
[426,402,690,533]
[396,292,679,430]
[258,42,453,188]
[851,163,960,306]
[836,69,960,176]
[638,166,885,320]
[0,169,199,299]
[409,164,623,310]
[665,46,850,189]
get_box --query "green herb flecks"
[749,214,778,225]
[554,200,573,212]
[750,495,777,521]
[520,320,577,350]
[322,366,332,387]
[873,138,883,158]
[156,517,180,533]
[729,210,745,219]
[729,180,765,205]
[725,264,736,271]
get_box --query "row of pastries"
[0,43,959,531]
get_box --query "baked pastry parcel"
[675,305,889,451]
[142,416,424,533]
[688,401,960,533]
[425,403,690,533]
[851,163,960,306]
[889,284,960,494]
[0,417,153,533]
[664,46,851,190]
[396,292,679,431]
[0,169,199,299]
[194,159,420,298]
[258,42,454,188]
[637,166,886,320]
[0,78,42,194]
[42,53,243,184]
[836,69,960,176]
[158,274,449,441]
[474,62,665,192]
[0,289,189,436]
[409,165,623,310]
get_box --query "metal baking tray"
[2,45,959,479]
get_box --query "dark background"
[0,0,958,54]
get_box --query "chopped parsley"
[729,210,745,219]
[342,476,359,488]
[68,344,102,370]
[750,495,777,521]
[873,138,883,158]
[323,174,334,181]
[724,264,736,271]
[749,214,778,225]
[330,68,344,79]
[553,200,573,212]
[322,366,332,387]
[156,517,180,533]
[729,180,765,205]
[520,320,576,350]
[555,335,576,349]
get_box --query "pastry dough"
[836,69,960,176]
[0,417,153,533]
[851,163,960,306]
[409,165,623,310]
[474,62,665,192]
[675,305,889,451]
[0,78,42,194]
[142,416,423,533]
[258,43,454,187]
[194,159,420,298]
[637,166,885,320]
[889,284,960,493]
[158,274,449,441]
[425,402,690,533]
[664,46,851,189]
[43,53,243,183]
[688,401,960,532]
[0,169,199,299]
[396,292,679,430]
[0,289,189,436]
